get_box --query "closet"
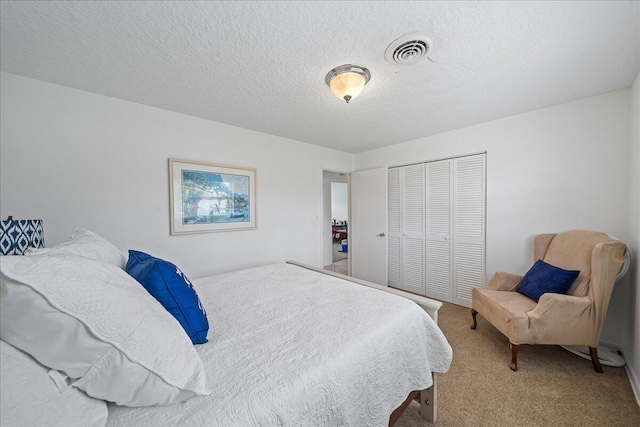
[388,153,485,308]
[388,164,425,295]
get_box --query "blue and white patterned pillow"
[126,250,209,344]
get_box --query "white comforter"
[107,263,452,427]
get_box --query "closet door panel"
[426,161,451,236]
[402,164,424,235]
[425,239,452,300]
[401,164,425,294]
[388,236,401,287]
[425,160,453,301]
[453,154,486,307]
[402,237,425,294]
[454,241,484,305]
[454,156,484,238]
[388,168,401,286]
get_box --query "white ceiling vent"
[384,33,434,66]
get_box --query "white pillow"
[0,340,108,427]
[27,228,127,268]
[0,252,210,407]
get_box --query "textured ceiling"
[1,1,639,153]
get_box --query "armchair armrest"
[532,292,591,317]
[487,272,522,291]
[528,293,594,345]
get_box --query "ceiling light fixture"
[325,64,371,103]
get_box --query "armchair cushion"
[516,259,579,302]
[472,287,537,343]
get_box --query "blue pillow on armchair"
[517,259,580,302]
[126,250,209,344]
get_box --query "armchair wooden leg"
[470,309,478,330]
[509,343,520,371]
[589,347,604,373]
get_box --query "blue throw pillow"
[126,250,209,344]
[517,259,580,302]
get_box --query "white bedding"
[0,340,108,427]
[107,263,452,426]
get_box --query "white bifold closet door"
[452,155,486,307]
[390,153,485,308]
[424,160,453,301]
[387,164,425,295]
[388,168,401,287]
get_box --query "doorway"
[322,171,349,275]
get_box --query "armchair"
[470,230,627,372]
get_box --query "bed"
[0,229,452,427]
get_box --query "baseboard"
[597,340,640,406]
[627,361,640,407]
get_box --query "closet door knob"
[378,233,386,237]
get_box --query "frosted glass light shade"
[329,72,366,102]
[325,65,371,103]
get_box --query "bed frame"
[286,261,443,425]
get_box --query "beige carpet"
[395,302,640,427]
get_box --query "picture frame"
[169,159,257,234]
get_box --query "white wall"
[355,89,632,346]
[0,72,355,278]
[627,71,640,402]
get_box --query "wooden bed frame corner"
[286,261,442,425]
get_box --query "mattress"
[107,263,452,426]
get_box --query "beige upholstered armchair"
[471,230,627,372]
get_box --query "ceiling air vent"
[384,33,434,66]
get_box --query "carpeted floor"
[395,302,640,426]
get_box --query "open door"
[350,167,388,285]
[322,171,349,274]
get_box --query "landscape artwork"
[182,170,250,224]
[170,159,257,234]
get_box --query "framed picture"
[169,159,257,234]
